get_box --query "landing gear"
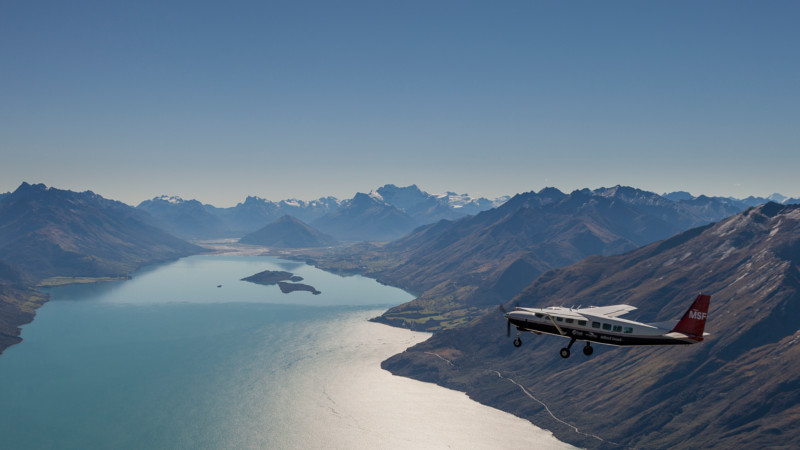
[560,337,577,359]
[511,328,523,348]
[583,342,594,356]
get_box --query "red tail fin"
[671,294,711,338]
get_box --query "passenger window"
[613,325,622,332]
[623,327,633,334]
[592,322,600,329]
[565,318,574,324]
[602,323,611,330]
[556,317,563,322]
[577,320,587,326]
[535,313,544,318]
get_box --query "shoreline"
[267,244,587,448]
[37,276,131,288]
[3,246,574,447]
[2,253,573,448]
[287,308,574,449]
[1,241,276,358]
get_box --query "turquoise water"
[0,255,571,449]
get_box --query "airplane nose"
[506,311,524,320]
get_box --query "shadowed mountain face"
[239,215,338,248]
[593,185,745,229]
[313,186,752,330]
[311,192,419,242]
[375,184,504,223]
[310,187,509,242]
[382,203,800,449]
[0,261,47,355]
[137,195,342,240]
[137,196,231,239]
[375,184,454,223]
[215,196,341,237]
[0,183,203,279]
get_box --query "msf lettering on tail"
[671,294,711,341]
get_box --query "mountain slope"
[312,192,418,241]
[0,183,203,278]
[137,196,231,239]
[313,186,744,330]
[383,203,800,448]
[375,184,498,224]
[239,215,338,248]
[596,185,744,229]
[0,261,47,355]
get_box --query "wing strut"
[543,313,566,335]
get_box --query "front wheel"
[560,348,570,359]
[513,337,522,347]
[583,345,594,356]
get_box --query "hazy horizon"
[3,179,794,210]
[2,1,798,206]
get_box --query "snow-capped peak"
[155,195,184,204]
[768,193,788,204]
[368,190,384,201]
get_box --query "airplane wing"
[578,305,637,318]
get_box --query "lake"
[0,255,572,449]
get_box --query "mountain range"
[309,192,419,242]
[312,185,776,330]
[137,184,508,241]
[137,185,796,245]
[381,202,800,448]
[2,180,799,447]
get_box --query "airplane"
[503,294,710,358]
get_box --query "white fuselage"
[506,305,698,346]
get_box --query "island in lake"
[278,281,321,295]
[242,270,320,295]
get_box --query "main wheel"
[560,348,570,359]
[513,337,522,347]
[583,345,594,356]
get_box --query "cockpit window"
[534,313,544,318]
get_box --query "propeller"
[499,303,514,337]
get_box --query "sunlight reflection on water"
[0,256,573,449]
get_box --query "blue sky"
[2,1,798,206]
